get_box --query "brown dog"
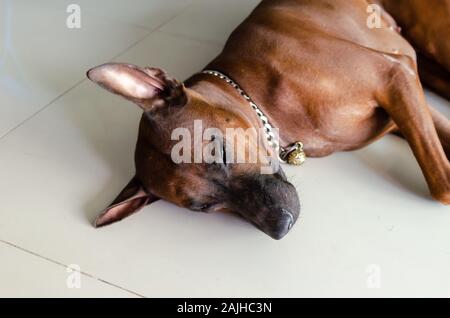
[87,0,450,240]
[375,0,450,100]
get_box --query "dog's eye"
[208,136,227,166]
[210,140,227,166]
[222,141,227,165]
[191,202,216,212]
[188,198,217,212]
[200,204,213,211]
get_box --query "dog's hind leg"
[417,53,450,101]
[380,66,450,204]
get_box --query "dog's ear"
[95,177,159,228]
[87,63,187,112]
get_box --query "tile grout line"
[157,29,225,47]
[0,33,150,142]
[0,4,200,297]
[0,2,194,142]
[153,2,193,32]
[109,1,194,33]
[0,77,87,141]
[0,239,146,297]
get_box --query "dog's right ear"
[95,176,159,228]
[87,63,187,112]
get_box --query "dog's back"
[204,0,415,155]
[213,0,415,66]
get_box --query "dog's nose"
[268,209,296,240]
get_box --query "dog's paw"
[432,191,450,206]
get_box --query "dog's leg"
[430,107,450,160]
[381,68,450,204]
[390,107,450,160]
[418,53,450,101]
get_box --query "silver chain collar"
[201,70,306,165]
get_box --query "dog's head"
[87,63,300,239]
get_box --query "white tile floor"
[0,0,449,298]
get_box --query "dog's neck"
[185,70,308,165]
[185,74,267,133]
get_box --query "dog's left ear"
[95,177,159,228]
[87,63,187,112]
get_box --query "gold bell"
[286,142,306,165]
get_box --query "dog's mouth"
[213,204,298,240]
[222,172,300,240]
[206,179,300,239]
[249,207,298,240]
